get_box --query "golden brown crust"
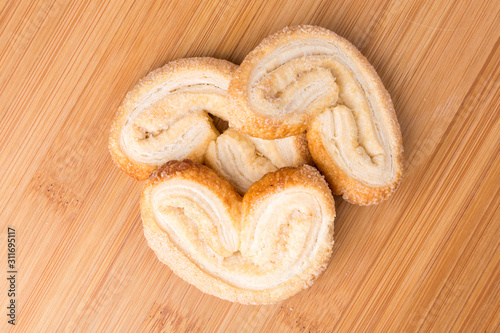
[288,132,314,166]
[307,122,403,205]
[141,160,335,304]
[109,57,238,180]
[243,164,334,214]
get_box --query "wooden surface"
[1,0,499,331]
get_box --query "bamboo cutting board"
[1,0,499,331]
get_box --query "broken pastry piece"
[205,128,312,194]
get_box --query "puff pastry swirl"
[109,57,237,180]
[205,128,312,194]
[141,160,335,304]
[228,25,403,204]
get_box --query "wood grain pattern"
[0,0,499,331]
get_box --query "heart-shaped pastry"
[109,57,237,180]
[227,25,404,204]
[141,160,335,304]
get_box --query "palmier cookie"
[228,25,403,204]
[141,160,335,304]
[109,57,237,180]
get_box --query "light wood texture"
[1,0,499,331]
